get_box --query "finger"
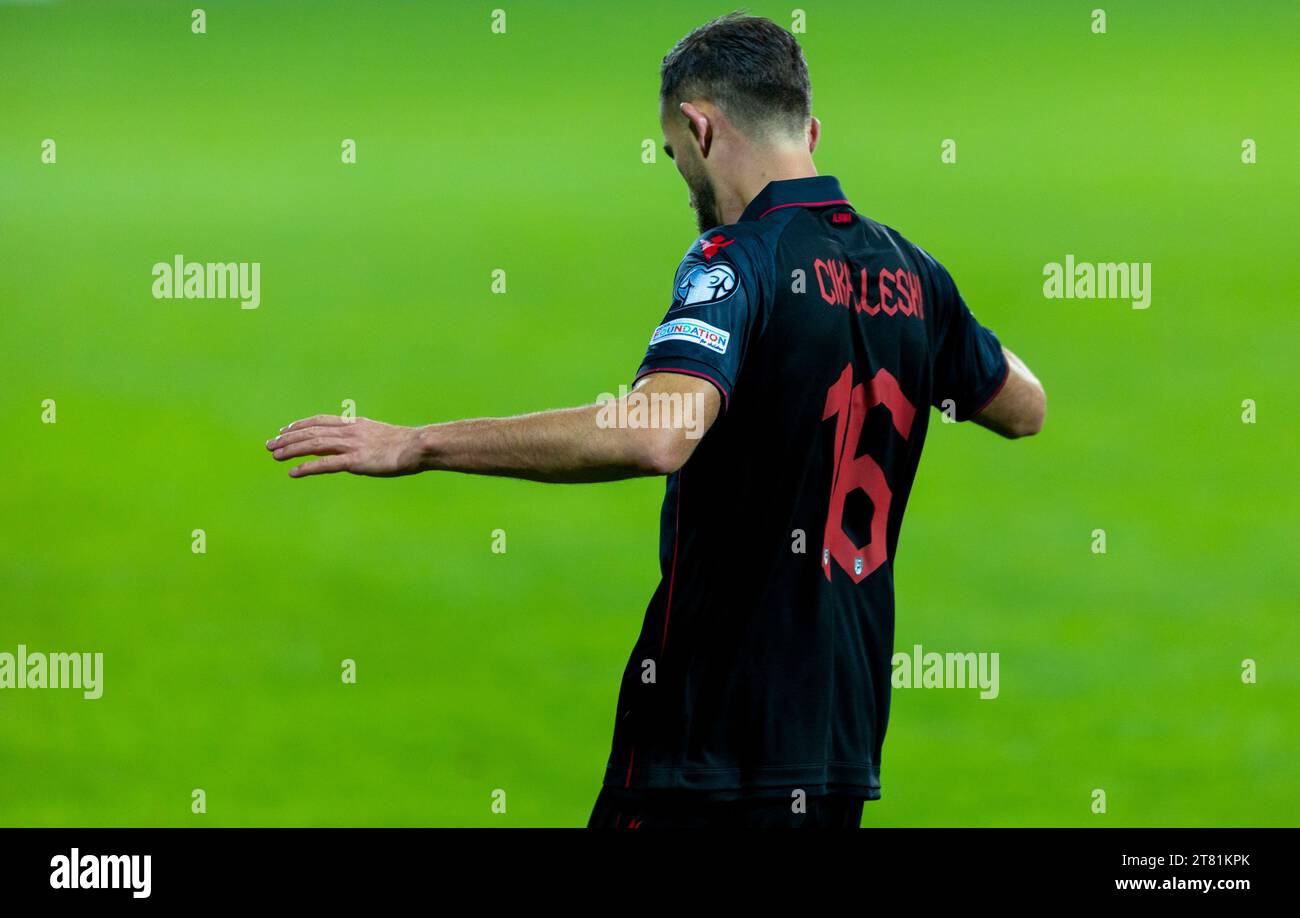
[279,415,352,434]
[266,426,348,450]
[289,455,351,478]
[272,437,348,461]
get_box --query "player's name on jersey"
[0,644,104,699]
[1042,255,1151,309]
[151,254,261,309]
[811,258,925,319]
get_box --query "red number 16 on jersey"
[821,363,916,583]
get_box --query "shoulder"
[860,216,956,292]
[677,221,772,269]
[668,223,773,309]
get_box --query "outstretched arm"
[264,373,722,482]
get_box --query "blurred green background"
[1,0,1296,827]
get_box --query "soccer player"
[264,13,1045,828]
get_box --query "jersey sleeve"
[922,250,1009,421]
[633,230,767,411]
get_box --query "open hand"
[265,415,422,478]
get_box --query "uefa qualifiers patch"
[675,262,737,307]
[649,318,730,354]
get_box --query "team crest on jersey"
[854,557,864,576]
[700,233,734,261]
[675,262,737,308]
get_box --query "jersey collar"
[739,175,852,222]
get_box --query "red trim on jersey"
[971,361,1012,417]
[624,747,636,788]
[633,366,730,412]
[756,198,852,219]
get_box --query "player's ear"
[679,102,712,157]
[808,116,821,154]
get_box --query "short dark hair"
[660,12,811,140]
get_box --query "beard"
[687,172,722,234]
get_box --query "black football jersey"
[602,175,1009,799]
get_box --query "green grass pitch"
[1,0,1296,826]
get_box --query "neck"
[716,145,818,225]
